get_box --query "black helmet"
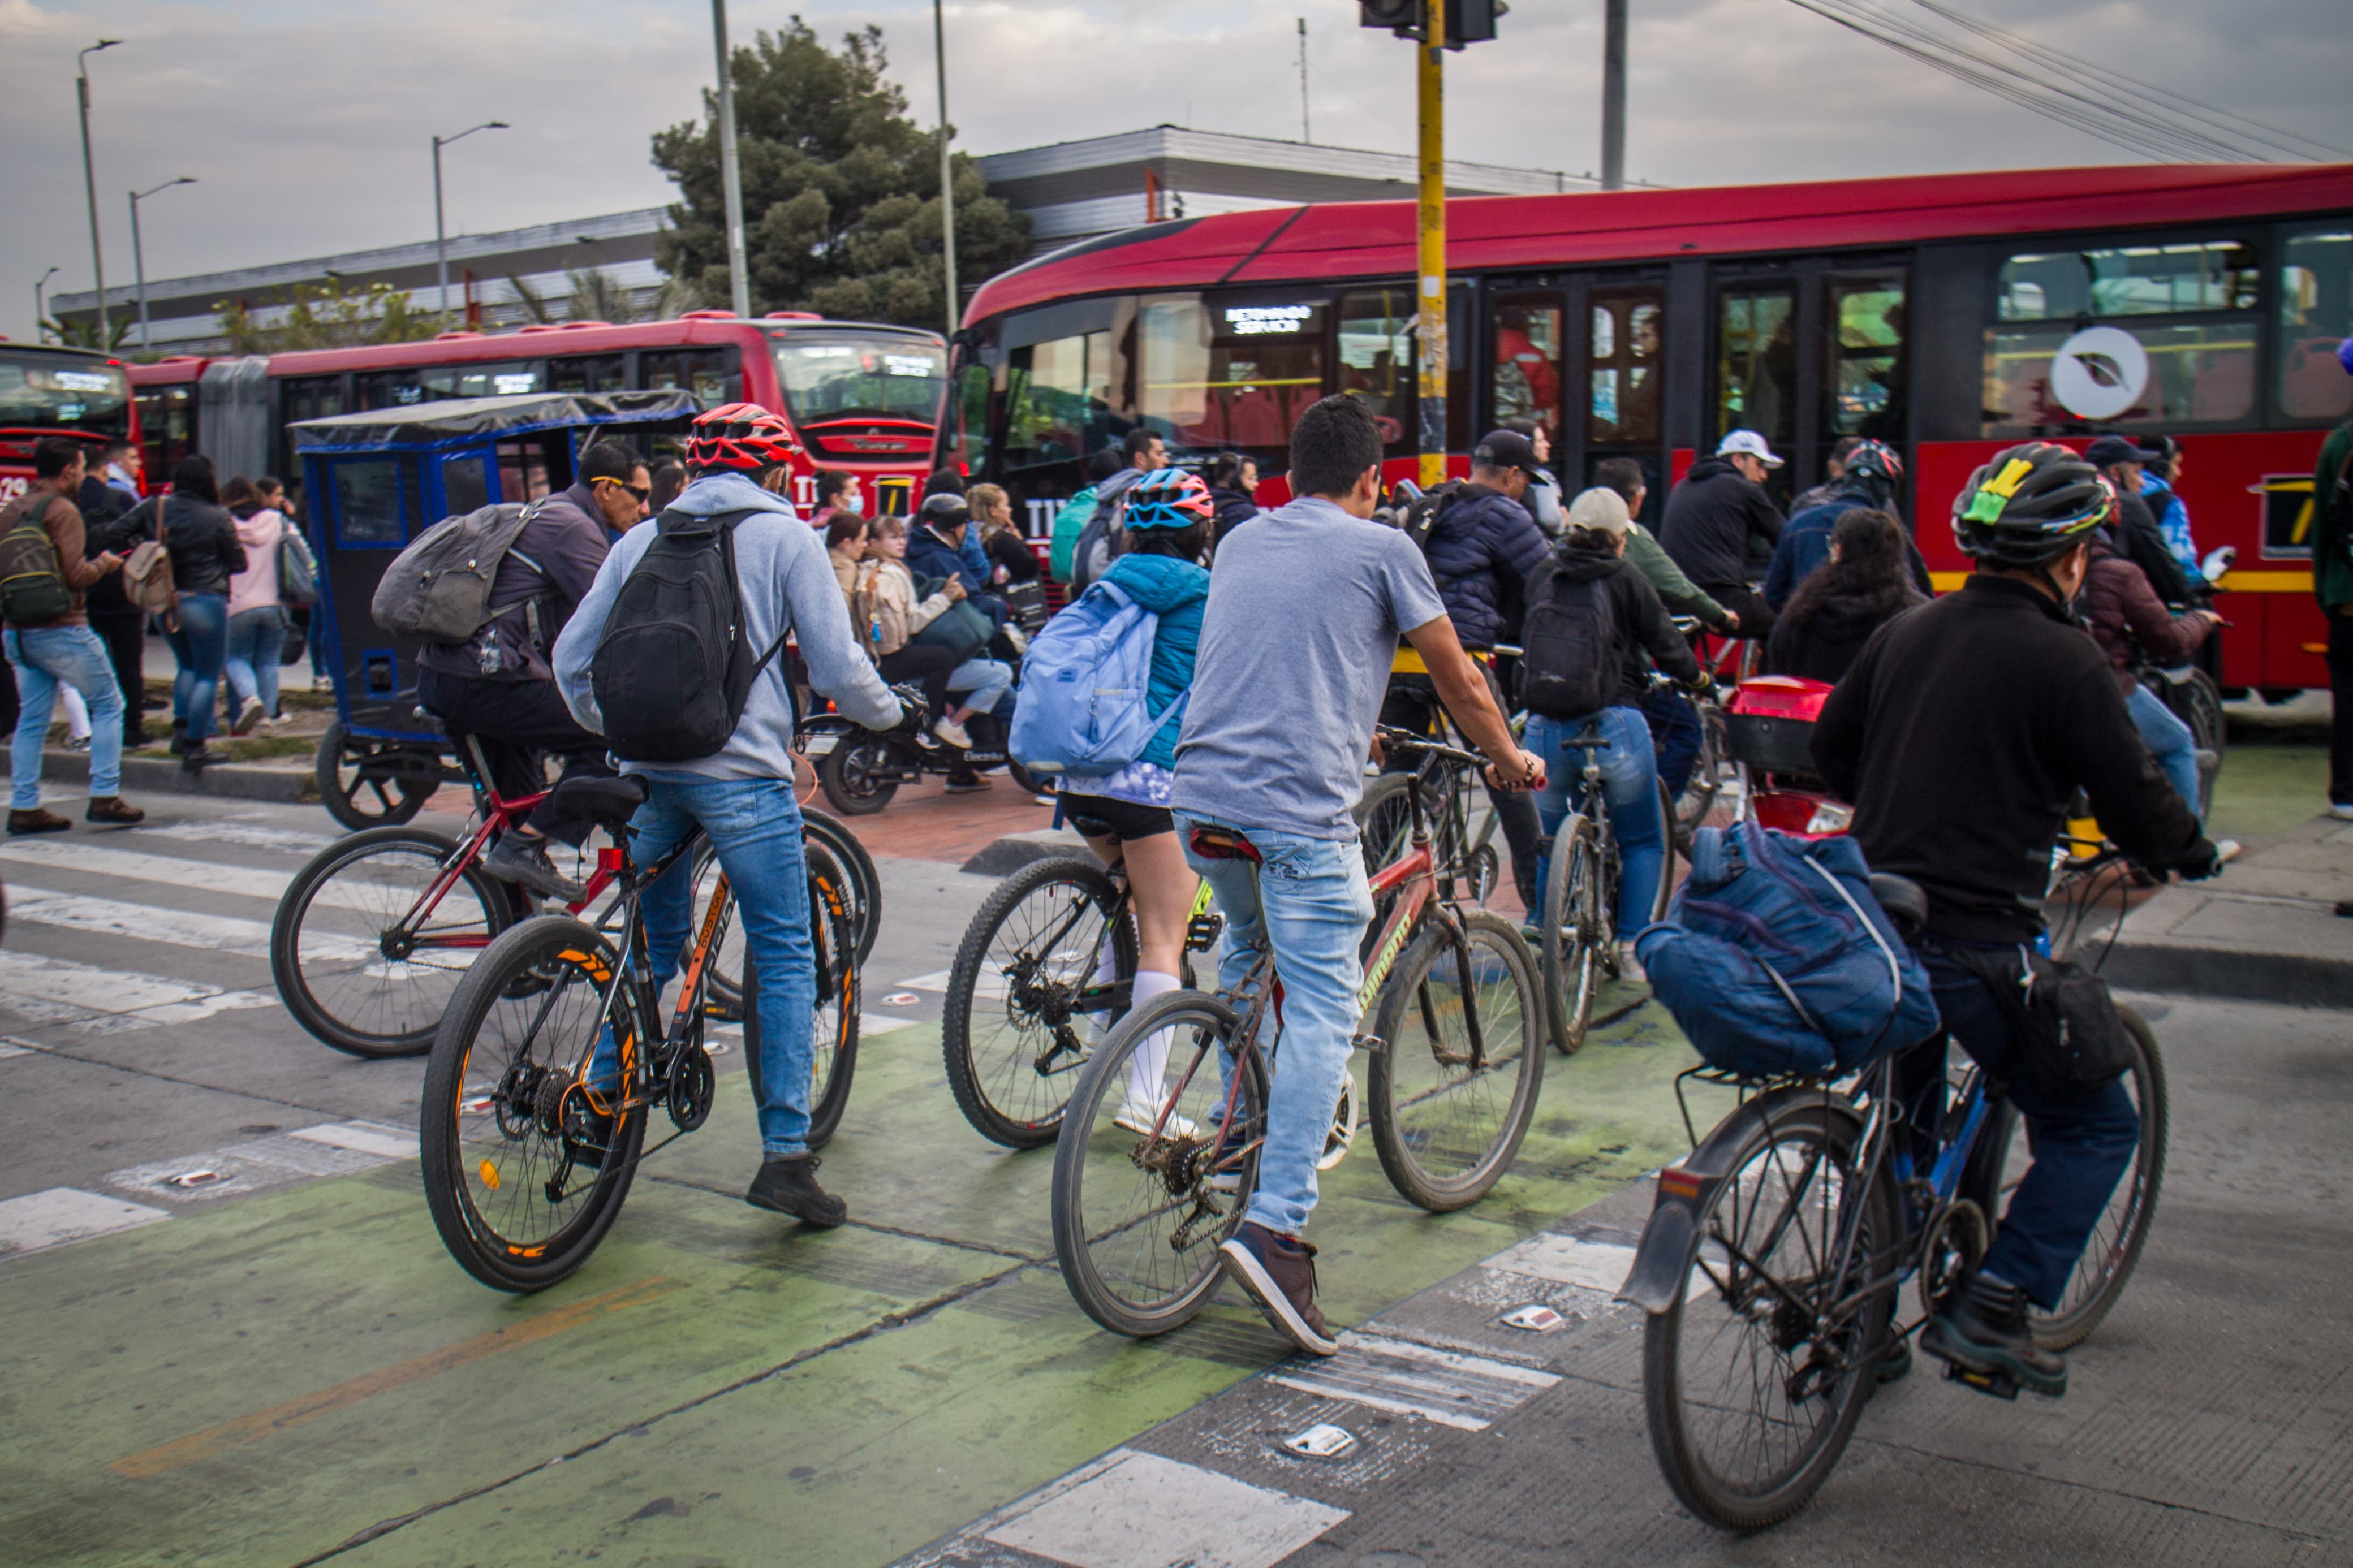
[919,491,970,529]
[1838,438,1904,507]
[1951,442,2110,565]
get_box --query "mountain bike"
[1536,705,1680,1055]
[1627,850,2170,1531]
[419,774,862,1292]
[272,733,878,1059]
[1049,729,1542,1338]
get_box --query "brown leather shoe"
[1219,1221,1339,1355]
[7,807,71,836]
[85,796,144,826]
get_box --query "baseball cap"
[1716,429,1784,468]
[1473,429,1546,478]
[2083,435,2155,466]
[1566,486,1631,537]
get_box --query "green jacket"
[2314,421,2353,611]
[1625,521,1733,629]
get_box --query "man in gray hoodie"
[553,404,902,1226]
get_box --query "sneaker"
[231,696,265,736]
[943,774,991,794]
[7,807,71,836]
[1921,1271,2066,1398]
[179,742,216,773]
[1219,1221,1339,1356]
[745,1154,847,1227]
[1617,941,1647,984]
[480,833,587,902]
[2330,802,2353,822]
[311,676,334,693]
[167,720,187,756]
[932,715,974,749]
[85,796,144,826]
[1113,1099,1199,1138]
[62,734,90,753]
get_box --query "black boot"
[180,741,214,772]
[1922,1271,2067,1397]
[745,1155,847,1227]
[167,719,187,755]
[481,831,587,902]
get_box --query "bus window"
[947,359,993,474]
[1826,274,1907,444]
[1338,288,1413,450]
[0,353,129,439]
[1999,241,2257,319]
[1006,330,1110,470]
[549,355,626,394]
[495,440,552,503]
[642,348,741,407]
[1489,292,1563,435]
[1588,286,1663,447]
[1166,294,1326,454]
[137,382,196,480]
[1717,284,1797,454]
[330,459,411,547]
[2278,226,2353,422]
[441,455,490,517]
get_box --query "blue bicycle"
[1624,849,2168,1531]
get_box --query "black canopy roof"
[290,389,701,453]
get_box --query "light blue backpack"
[1009,578,1185,778]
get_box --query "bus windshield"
[0,350,131,438]
[772,334,946,426]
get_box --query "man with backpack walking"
[553,404,904,1228]
[1174,394,1542,1355]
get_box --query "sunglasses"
[594,477,652,503]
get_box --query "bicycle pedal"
[1185,913,1225,952]
[1942,1360,2020,1401]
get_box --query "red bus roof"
[966,161,2353,328]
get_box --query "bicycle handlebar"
[1373,725,1489,770]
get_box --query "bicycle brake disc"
[666,1043,716,1132]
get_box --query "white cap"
[1716,429,1785,468]
[1566,486,1631,537]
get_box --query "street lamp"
[130,176,196,351]
[933,0,957,340]
[76,38,122,347]
[709,0,751,319]
[35,266,59,343]
[432,121,508,325]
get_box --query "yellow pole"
[1416,37,1446,489]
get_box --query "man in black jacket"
[76,446,148,745]
[1813,442,2220,1401]
[1660,430,1785,642]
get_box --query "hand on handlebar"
[1486,749,1546,793]
[1686,671,1716,697]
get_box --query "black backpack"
[0,495,73,626]
[1392,480,1468,552]
[1519,558,1618,720]
[589,508,787,763]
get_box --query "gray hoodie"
[552,472,898,783]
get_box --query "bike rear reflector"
[1658,1167,1705,1202]
[1805,802,1854,835]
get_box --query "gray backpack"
[370,500,548,645]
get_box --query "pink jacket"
[226,508,287,619]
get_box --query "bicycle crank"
[665,1042,716,1132]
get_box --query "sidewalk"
[2105,810,2353,1007]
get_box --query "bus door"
[1486,272,1667,524]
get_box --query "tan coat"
[833,549,952,657]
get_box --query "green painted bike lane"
[1,993,1717,1568]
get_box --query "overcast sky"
[3,0,2346,343]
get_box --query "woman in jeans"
[1525,488,1704,980]
[123,455,245,770]
[219,477,290,733]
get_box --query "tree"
[651,19,1027,331]
[213,279,440,354]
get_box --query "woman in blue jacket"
[1057,469,1212,1132]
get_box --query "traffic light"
[1359,0,1422,34]
[1358,0,1506,48]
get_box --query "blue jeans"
[1527,706,1667,936]
[1638,685,1704,804]
[589,779,818,1157]
[947,656,1012,717]
[1176,811,1375,1237]
[165,591,229,741]
[6,625,126,807]
[2127,683,2202,822]
[1911,945,2141,1309]
[225,606,287,718]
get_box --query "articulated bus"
[1,343,137,503]
[942,162,2353,692]
[129,311,947,516]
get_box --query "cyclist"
[1812,441,2223,1397]
[1596,456,1736,805]
[1761,438,1929,608]
[1055,468,1212,1133]
[1174,393,1542,1355]
[552,403,904,1229]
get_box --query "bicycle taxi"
[289,389,700,829]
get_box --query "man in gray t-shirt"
[1169,394,1544,1358]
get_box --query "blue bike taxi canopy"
[288,388,702,453]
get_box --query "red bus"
[942,162,2353,692]
[1,343,137,503]
[129,311,946,515]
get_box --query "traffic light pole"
[1416,36,1446,488]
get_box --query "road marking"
[287,1120,416,1160]
[0,1187,170,1260]
[978,1448,1348,1568]
[106,1122,418,1204]
[1484,1232,1639,1295]
[0,949,284,1037]
[0,1040,28,1059]
[110,1275,688,1479]
[1266,1332,1560,1432]
[0,839,417,912]
[139,815,338,854]
[5,886,368,961]
[70,991,279,1036]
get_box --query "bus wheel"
[316,720,438,830]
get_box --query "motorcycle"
[1722,676,1850,840]
[799,694,1053,817]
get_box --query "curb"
[8,745,316,806]
[960,830,1091,877]
[2102,939,2353,1010]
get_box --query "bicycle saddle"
[1867,872,1928,935]
[549,774,650,828]
[1188,824,1262,865]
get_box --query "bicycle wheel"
[1540,815,1604,1053]
[1368,911,1544,1211]
[685,840,751,1022]
[1673,702,1733,849]
[272,826,518,1059]
[943,857,1136,1148]
[2159,670,2225,819]
[420,916,651,1292]
[1652,776,1679,922]
[1644,1095,1897,1532]
[803,807,881,967]
[740,841,861,1150]
[1985,1004,2169,1351]
[1051,990,1266,1338]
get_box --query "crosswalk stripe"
[0,1188,170,1260]
[0,839,428,910]
[138,815,338,855]
[6,885,369,962]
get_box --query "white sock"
[1083,945,1122,1041]
[1124,969,1182,1109]
[61,686,90,742]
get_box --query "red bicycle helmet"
[684,402,801,473]
[1124,467,1217,529]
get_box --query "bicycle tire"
[943,856,1136,1149]
[2159,669,2225,819]
[271,826,515,1059]
[740,841,861,1150]
[1673,702,1732,850]
[420,916,651,1293]
[1367,911,1544,1212]
[1540,815,1603,1053]
[1050,988,1266,1338]
[803,807,882,967]
[1643,1094,1896,1532]
[1652,776,1679,923]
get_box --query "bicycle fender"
[1621,1200,1700,1314]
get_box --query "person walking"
[2,438,142,832]
[1763,508,1927,684]
[75,448,148,746]
[219,477,291,735]
[123,455,245,771]
[1660,430,1787,642]
[2317,342,2353,820]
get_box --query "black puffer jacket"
[1208,485,1260,549]
[1527,541,1703,711]
[123,494,246,597]
[1424,484,1550,650]
[1659,456,1784,591]
[1764,585,1926,685]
